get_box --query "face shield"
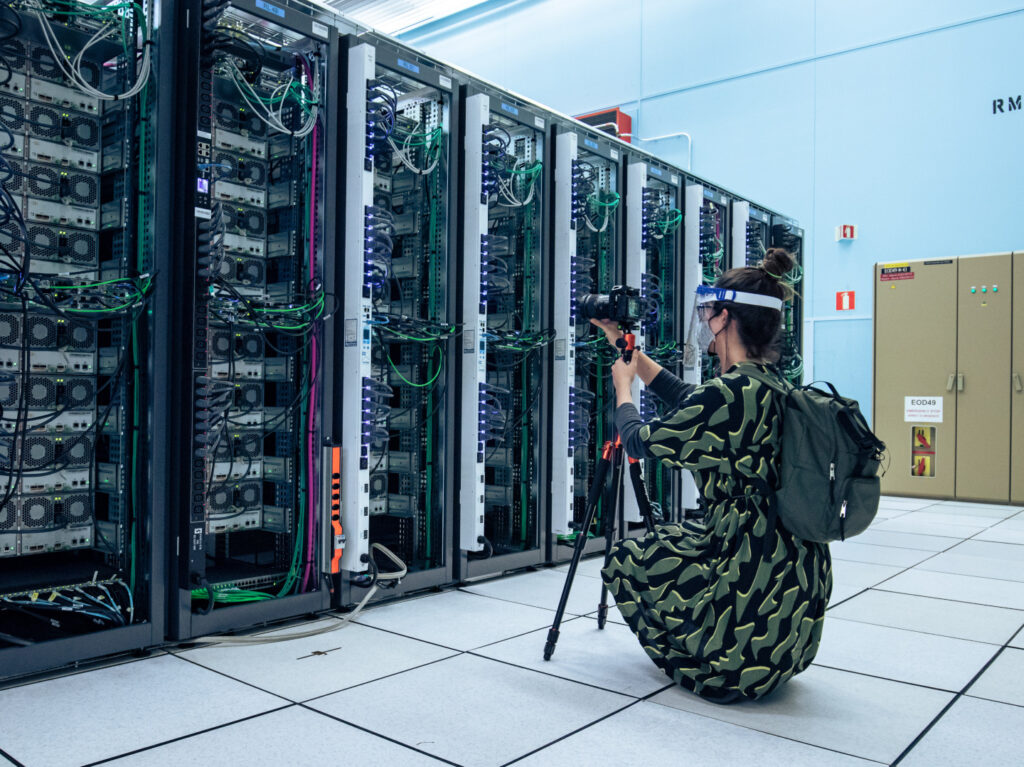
[683,285,784,366]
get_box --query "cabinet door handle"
[1015,373,1023,393]
[947,374,956,392]
[957,373,965,392]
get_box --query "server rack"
[335,33,458,606]
[549,122,624,561]
[167,0,335,639]
[729,200,771,270]
[623,157,684,524]
[0,0,163,677]
[456,85,551,580]
[770,214,805,384]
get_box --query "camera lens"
[576,294,609,321]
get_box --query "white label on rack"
[904,396,943,423]
[610,148,619,160]
[671,174,679,184]
[535,115,545,129]
[311,21,328,39]
[194,207,212,220]
[439,75,452,89]
[464,328,476,353]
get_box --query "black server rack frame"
[335,33,459,607]
[455,83,552,581]
[548,121,625,563]
[0,0,164,679]
[623,155,684,526]
[166,0,336,640]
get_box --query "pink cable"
[302,57,318,591]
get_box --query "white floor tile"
[473,616,669,697]
[515,700,876,766]
[827,589,1024,645]
[100,705,446,767]
[648,665,953,764]
[966,648,1024,706]
[0,755,14,766]
[355,589,558,650]
[974,517,1024,545]
[935,500,1024,513]
[873,515,986,539]
[813,618,998,691]
[830,558,904,596]
[1012,628,1024,649]
[853,528,960,552]
[880,497,941,510]
[915,540,1024,582]
[902,510,1003,528]
[309,653,632,767]
[552,554,607,580]
[877,569,1024,610]
[927,503,1021,520]
[462,568,604,617]
[177,618,456,701]
[829,541,935,567]
[0,655,284,767]
[899,696,1024,767]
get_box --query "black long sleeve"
[647,368,695,409]
[616,402,650,460]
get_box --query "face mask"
[695,312,717,355]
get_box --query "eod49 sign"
[904,396,943,423]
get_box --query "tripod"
[543,432,659,661]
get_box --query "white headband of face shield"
[683,285,784,366]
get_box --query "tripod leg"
[628,460,658,535]
[597,447,625,630]
[544,446,612,661]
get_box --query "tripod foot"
[543,627,559,661]
[596,603,608,630]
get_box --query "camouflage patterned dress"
[602,361,832,703]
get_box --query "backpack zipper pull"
[840,499,848,540]
[829,463,836,481]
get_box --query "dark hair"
[709,248,795,361]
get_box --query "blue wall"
[404,0,1024,419]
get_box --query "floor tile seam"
[295,704,463,767]
[889,637,1014,766]
[463,649,648,699]
[0,747,25,767]
[79,704,296,767]
[871,584,1024,612]
[643,696,890,764]
[350,619,468,652]
[911,563,1024,585]
[456,587,588,617]
[810,658,994,695]
[0,650,163,693]
[498,698,644,767]
[465,616,587,652]
[823,614,1013,647]
[963,692,1024,710]
[170,652,297,703]
[298,652,467,704]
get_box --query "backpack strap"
[738,366,792,398]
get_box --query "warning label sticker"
[905,396,943,423]
[881,265,914,281]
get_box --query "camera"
[576,285,642,325]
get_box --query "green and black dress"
[602,360,832,703]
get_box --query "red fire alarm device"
[835,224,857,241]
[836,291,856,311]
[574,108,632,143]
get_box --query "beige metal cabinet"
[874,253,1018,502]
[1013,252,1024,504]
[955,255,1012,502]
[874,259,958,498]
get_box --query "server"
[623,157,684,524]
[456,85,551,579]
[336,33,458,604]
[167,0,335,638]
[549,122,624,559]
[874,253,1022,503]
[769,214,805,384]
[0,0,162,676]
[729,199,771,269]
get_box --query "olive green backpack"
[746,369,887,543]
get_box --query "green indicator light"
[971,287,976,293]
[993,285,998,292]
[982,287,988,293]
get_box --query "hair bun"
[761,248,795,281]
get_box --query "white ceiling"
[327,0,486,36]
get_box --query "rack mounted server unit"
[550,122,624,560]
[769,214,805,384]
[623,156,684,525]
[456,84,552,580]
[167,0,336,639]
[336,33,458,605]
[0,1,164,678]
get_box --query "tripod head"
[614,321,636,364]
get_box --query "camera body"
[577,285,643,325]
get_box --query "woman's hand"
[612,356,638,404]
[589,318,623,348]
